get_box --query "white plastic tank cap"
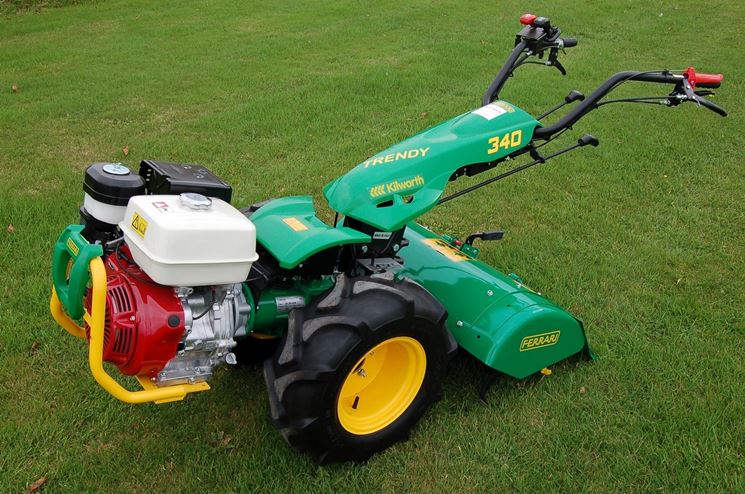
[102,163,131,175]
[180,192,212,210]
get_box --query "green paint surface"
[399,222,589,378]
[324,102,538,231]
[251,196,369,268]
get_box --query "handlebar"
[482,14,577,105]
[679,67,727,117]
[482,39,529,105]
[562,37,578,48]
[534,71,682,139]
[483,14,727,135]
[533,69,727,139]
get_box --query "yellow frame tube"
[50,257,209,404]
[50,286,86,339]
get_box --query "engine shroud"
[85,247,251,385]
[86,250,185,377]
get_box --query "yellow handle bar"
[49,257,210,404]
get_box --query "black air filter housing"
[84,163,147,207]
[81,163,147,244]
[139,160,232,203]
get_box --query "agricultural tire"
[264,274,457,464]
[233,334,281,367]
[239,199,275,218]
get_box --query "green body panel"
[323,101,540,231]
[251,196,370,269]
[398,222,588,378]
[247,278,334,336]
[51,224,103,319]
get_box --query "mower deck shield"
[398,222,592,377]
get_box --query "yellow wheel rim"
[337,336,427,435]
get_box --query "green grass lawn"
[1,0,743,492]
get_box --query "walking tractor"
[50,15,727,463]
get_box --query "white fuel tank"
[120,193,259,286]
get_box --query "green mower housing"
[399,222,590,379]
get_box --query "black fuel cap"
[83,163,146,206]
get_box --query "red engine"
[85,249,185,378]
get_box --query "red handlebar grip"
[683,66,724,89]
[695,72,724,87]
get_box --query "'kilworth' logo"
[370,175,425,198]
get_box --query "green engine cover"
[398,222,591,378]
[324,101,539,232]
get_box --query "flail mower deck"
[50,14,726,463]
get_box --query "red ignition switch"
[520,14,537,26]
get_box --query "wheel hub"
[336,336,427,435]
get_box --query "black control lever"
[671,78,728,117]
[547,48,566,75]
[537,89,585,120]
[566,90,585,103]
[439,135,600,205]
[578,134,600,147]
[681,77,699,100]
[465,230,505,246]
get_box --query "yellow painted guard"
[49,257,210,404]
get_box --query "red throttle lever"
[683,67,724,89]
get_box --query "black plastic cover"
[139,160,232,203]
[79,206,119,244]
[83,163,147,206]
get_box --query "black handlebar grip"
[562,37,578,48]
